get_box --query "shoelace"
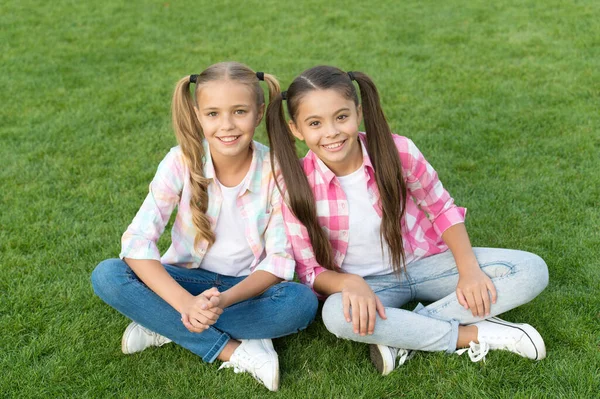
[139,325,171,346]
[456,341,490,362]
[219,352,261,381]
[396,349,415,367]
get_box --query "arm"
[219,271,283,308]
[120,150,221,332]
[442,223,497,318]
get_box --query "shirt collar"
[202,140,260,195]
[306,132,373,184]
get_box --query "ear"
[255,103,265,127]
[288,120,305,141]
[356,104,363,127]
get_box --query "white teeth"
[323,142,344,149]
[219,136,239,142]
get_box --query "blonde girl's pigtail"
[171,75,215,248]
[351,71,407,274]
[262,73,281,102]
[266,91,336,271]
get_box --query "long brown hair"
[172,62,279,249]
[266,66,407,273]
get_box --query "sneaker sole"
[488,317,546,360]
[369,344,394,376]
[261,339,280,391]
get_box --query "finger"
[343,294,351,323]
[182,314,203,333]
[456,288,469,309]
[351,299,360,334]
[488,281,498,304]
[375,296,387,320]
[481,288,490,316]
[205,287,220,298]
[208,296,220,308]
[359,301,368,336]
[474,292,484,318]
[466,292,478,317]
[367,299,377,335]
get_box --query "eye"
[234,109,247,115]
[337,114,348,121]
[309,120,320,127]
[207,111,217,117]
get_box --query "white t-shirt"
[337,166,414,277]
[200,179,255,277]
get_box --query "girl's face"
[289,89,363,176]
[195,80,263,165]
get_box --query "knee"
[321,294,348,337]
[517,252,549,300]
[275,282,319,329]
[91,258,129,301]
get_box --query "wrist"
[175,292,195,314]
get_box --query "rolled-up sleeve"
[120,149,183,260]
[281,200,328,290]
[252,176,296,281]
[397,136,466,236]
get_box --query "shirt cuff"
[120,236,162,261]
[252,254,296,281]
[432,206,467,236]
[299,266,329,300]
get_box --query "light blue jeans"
[91,259,318,362]
[321,248,548,353]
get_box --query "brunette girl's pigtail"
[352,71,407,274]
[171,76,215,248]
[266,93,336,271]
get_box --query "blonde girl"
[91,62,318,391]
[266,65,548,375]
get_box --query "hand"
[341,275,387,336]
[181,288,223,333]
[456,266,497,318]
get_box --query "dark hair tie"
[190,74,198,84]
[256,72,264,81]
[347,71,356,81]
[281,91,287,100]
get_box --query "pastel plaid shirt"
[282,133,466,290]
[120,140,295,280]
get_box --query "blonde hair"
[171,62,280,249]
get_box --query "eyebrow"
[304,107,351,122]
[202,104,251,111]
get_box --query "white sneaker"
[219,339,279,392]
[457,317,546,362]
[369,344,414,375]
[121,322,172,354]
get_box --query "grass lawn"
[1,0,599,397]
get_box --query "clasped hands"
[181,287,224,333]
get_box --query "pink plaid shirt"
[120,140,295,280]
[282,133,466,291]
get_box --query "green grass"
[1,0,599,397]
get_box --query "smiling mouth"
[322,140,346,150]
[217,135,241,143]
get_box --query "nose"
[325,123,340,138]
[220,114,235,131]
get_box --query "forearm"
[219,271,282,308]
[124,258,193,314]
[313,270,362,296]
[441,223,479,273]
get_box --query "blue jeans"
[321,248,548,353]
[91,259,318,362]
